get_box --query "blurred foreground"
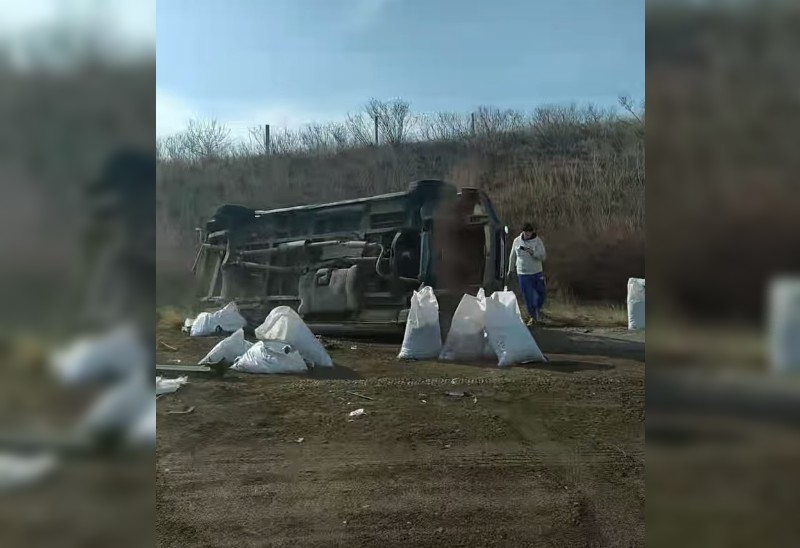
[0,1,154,547]
[648,2,800,546]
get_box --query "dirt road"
[156,327,644,547]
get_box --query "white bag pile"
[398,286,442,360]
[627,278,646,331]
[198,328,253,365]
[188,301,248,337]
[403,286,545,366]
[254,306,333,368]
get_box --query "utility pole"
[264,124,270,155]
[374,115,379,146]
[471,112,475,136]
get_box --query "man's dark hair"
[522,222,534,232]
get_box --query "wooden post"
[264,124,270,155]
[374,115,379,145]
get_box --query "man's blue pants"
[518,273,546,320]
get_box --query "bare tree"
[473,106,518,136]
[174,118,232,160]
[246,125,269,155]
[346,111,374,146]
[270,127,302,155]
[418,111,471,141]
[366,98,415,145]
[618,95,643,123]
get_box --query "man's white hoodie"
[508,234,546,276]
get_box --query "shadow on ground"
[525,360,615,373]
[534,328,645,363]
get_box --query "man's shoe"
[526,318,535,327]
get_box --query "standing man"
[507,222,547,325]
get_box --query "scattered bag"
[50,324,148,386]
[198,328,253,365]
[254,306,333,367]
[398,286,442,360]
[484,291,546,366]
[627,278,645,331]
[189,302,247,337]
[156,376,188,395]
[439,290,494,361]
[231,341,308,374]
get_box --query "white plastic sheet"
[189,301,247,337]
[484,290,546,366]
[231,341,308,374]
[627,278,646,331]
[398,286,442,360]
[50,324,148,386]
[198,328,253,365]
[156,375,188,395]
[439,290,494,361]
[254,306,333,367]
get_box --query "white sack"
[231,341,308,374]
[627,278,646,331]
[769,278,800,373]
[156,375,188,395]
[484,290,546,366]
[398,286,442,360]
[198,328,253,365]
[494,288,522,319]
[254,306,333,367]
[189,301,247,337]
[439,290,494,361]
[50,324,148,386]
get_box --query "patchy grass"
[157,307,188,331]
[542,298,628,329]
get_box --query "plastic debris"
[348,408,366,418]
[156,376,188,395]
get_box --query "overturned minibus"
[193,179,508,335]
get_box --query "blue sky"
[156,0,644,137]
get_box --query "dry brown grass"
[156,108,645,305]
[156,307,187,330]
